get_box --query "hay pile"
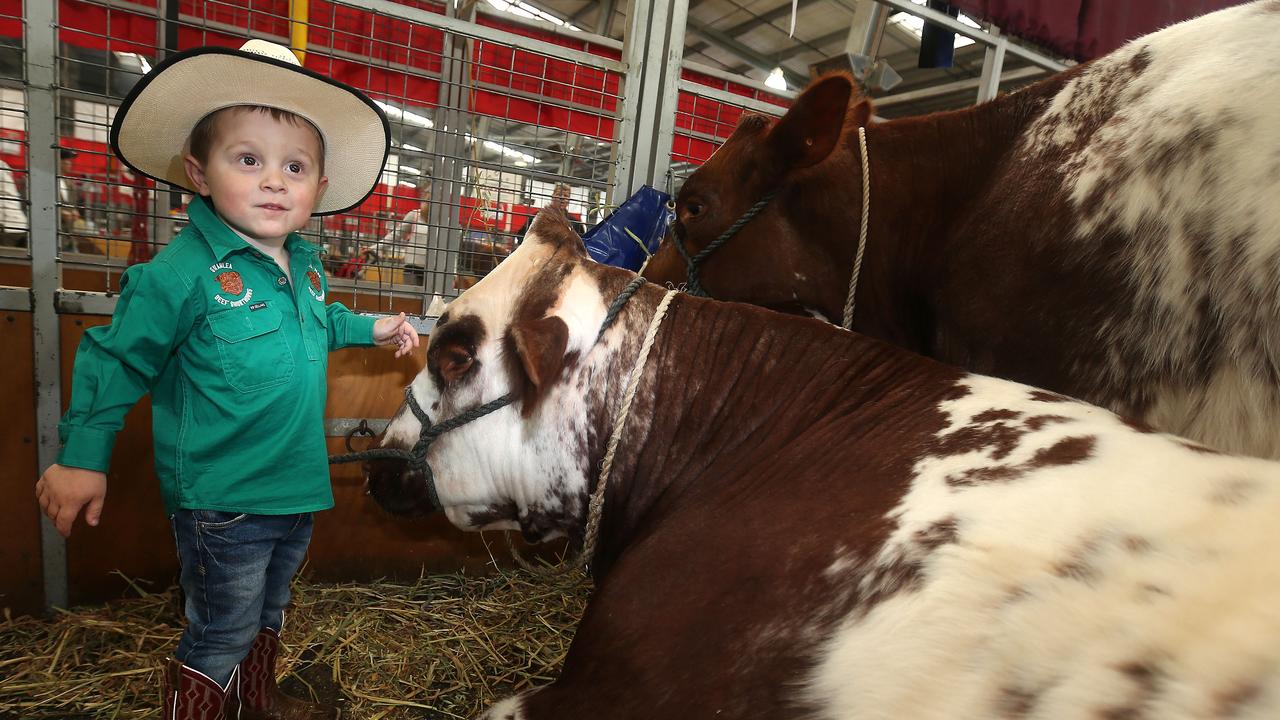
[0,567,591,719]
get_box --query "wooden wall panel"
[324,287,425,317]
[60,315,173,605]
[62,267,124,293]
[0,258,31,286]
[0,312,44,616]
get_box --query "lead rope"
[508,288,679,576]
[841,125,870,330]
[580,289,677,567]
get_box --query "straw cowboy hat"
[110,39,390,215]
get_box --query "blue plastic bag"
[582,185,674,271]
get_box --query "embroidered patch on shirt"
[209,262,254,307]
[306,268,325,302]
[217,271,243,296]
[249,301,267,311]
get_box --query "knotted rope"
[673,126,872,331]
[673,189,779,297]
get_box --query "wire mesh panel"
[0,0,27,275]
[669,66,791,192]
[47,0,624,310]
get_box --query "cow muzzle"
[364,456,440,517]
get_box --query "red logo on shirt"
[307,269,322,293]
[217,271,244,296]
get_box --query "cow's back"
[942,0,1280,456]
[806,374,1280,719]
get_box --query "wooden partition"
[0,312,43,616]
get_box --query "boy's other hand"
[36,464,107,538]
[374,312,421,358]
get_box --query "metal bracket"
[326,417,391,438]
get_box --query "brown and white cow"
[643,1,1280,459]
[369,212,1280,720]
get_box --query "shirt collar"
[188,195,321,261]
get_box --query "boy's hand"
[373,312,421,358]
[35,465,107,538]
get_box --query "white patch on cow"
[1019,2,1280,458]
[1146,364,1280,461]
[479,694,526,720]
[805,372,1280,719]
[380,230,643,537]
[803,306,832,324]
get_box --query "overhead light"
[116,52,152,74]
[463,133,538,164]
[485,0,582,31]
[483,139,536,164]
[374,100,435,129]
[402,143,424,152]
[765,67,788,91]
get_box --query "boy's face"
[184,109,328,244]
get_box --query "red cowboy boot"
[223,627,338,719]
[162,658,226,720]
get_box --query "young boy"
[33,39,416,719]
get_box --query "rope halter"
[330,276,667,544]
[672,124,871,331]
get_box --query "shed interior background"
[2,0,1217,617]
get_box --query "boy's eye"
[288,162,304,174]
[239,155,258,167]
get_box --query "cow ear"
[508,315,571,417]
[767,75,863,170]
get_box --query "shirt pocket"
[308,298,328,329]
[207,304,295,392]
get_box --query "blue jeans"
[170,510,313,687]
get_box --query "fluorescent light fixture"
[402,143,424,152]
[117,52,152,74]
[483,139,537,164]
[374,100,435,129]
[485,0,583,31]
[462,133,538,164]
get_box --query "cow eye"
[440,348,474,383]
[686,200,704,217]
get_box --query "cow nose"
[365,457,438,517]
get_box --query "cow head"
[643,74,870,319]
[366,212,645,544]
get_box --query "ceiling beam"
[775,13,923,63]
[686,17,809,88]
[595,0,618,36]
[683,0,825,59]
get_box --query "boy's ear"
[508,315,570,418]
[314,174,329,205]
[183,154,210,196]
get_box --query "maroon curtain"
[946,0,1245,60]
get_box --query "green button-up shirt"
[58,196,378,515]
